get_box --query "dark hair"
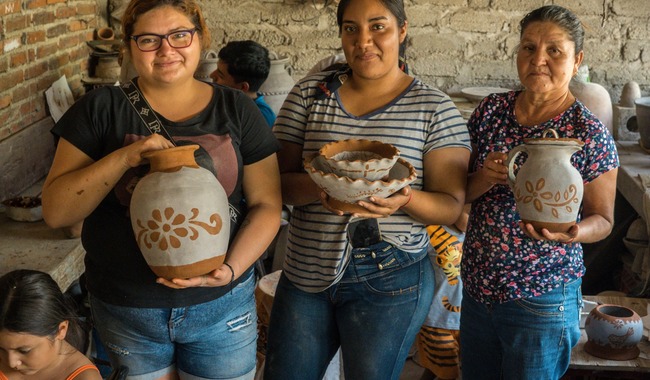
[122,0,211,52]
[218,40,271,92]
[519,5,584,54]
[0,270,87,352]
[336,0,408,65]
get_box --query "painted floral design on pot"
[130,145,230,280]
[584,304,644,361]
[505,128,584,233]
[134,207,223,251]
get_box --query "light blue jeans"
[90,272,257,380]
[264,241,434,380]
[460,278,582,380]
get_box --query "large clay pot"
[258,51,295,115]
[584,304,643,361]
[130,145,230,279]
[194,50,219,82]
[506,129,584,233]
[570,79,613,134]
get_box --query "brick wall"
[0,0,98,200]
[1,0,648,200]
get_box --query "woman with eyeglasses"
[41,0,281,379]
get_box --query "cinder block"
[614,104,639,141]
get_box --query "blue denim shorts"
[460,277,582,380]
[90,272,257,380]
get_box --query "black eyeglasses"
[130,28,198,52]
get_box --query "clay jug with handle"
[505,129,584,233]
[194,50,219,82]
[130,145,230,280]
[258,51,294,115]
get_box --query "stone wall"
[0,0,648,200]
[199,0,649,99]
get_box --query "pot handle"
[542,128,559,138]
[505,145,527,186]
[203,50,218,59]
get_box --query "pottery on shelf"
[305,154,416,214]
[319,139,400,181]
[505,128,584,233]
[194,50,219,82]
[258,51,295,115]
[584,304,644,361]
[130,145,230,280]
[2,196,42,222]
[630,97,650,151]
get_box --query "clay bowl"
[584,304,644,361]
[318,139,400,181]
[2,196,43,222]
[305,154,416,213]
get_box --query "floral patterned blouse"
[462,91,619,305]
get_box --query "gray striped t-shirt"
[273,71,470,292]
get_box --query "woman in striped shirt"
[264,1,470,379]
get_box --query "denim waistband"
[340,241,428,283]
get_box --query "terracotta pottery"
[319,139,400,181]
[130,145,230,280]
[584,304,643,361]
[506,129,584,233]
[305,154,416,214]
[194,50,219,82]
[258,51,295,115]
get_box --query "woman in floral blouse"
[460,5,619,379]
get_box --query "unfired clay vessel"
[305,154,416,214]
[130,145,230,279]
[506,129,584,233]
[319,139,400,181]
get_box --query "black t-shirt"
[52,80,279,307]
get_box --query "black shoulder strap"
[119,80,177,146]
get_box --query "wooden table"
[566,295,650,377]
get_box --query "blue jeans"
[90,272,257,380]
[460,278,582,380]
[264,241,434,380]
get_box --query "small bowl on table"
[2,196,43,222]
[319,139,400,181]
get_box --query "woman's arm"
[42,134,174,228]
[398,147,470,226]
[277,141,322,206]
[465,146,509,203]
[221,154,283,279]
[356,146,470,225]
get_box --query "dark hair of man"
[218,40,271,92]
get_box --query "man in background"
[211,40,276,127]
